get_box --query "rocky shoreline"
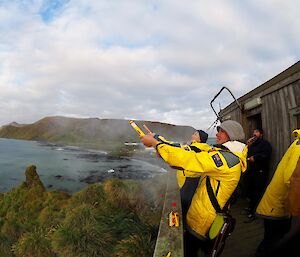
[43,142,168,187]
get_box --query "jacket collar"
[212,144,229,150]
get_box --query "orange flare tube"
[143,124,152,134]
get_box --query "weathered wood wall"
[262,81,299,162]
[219,62,300,177]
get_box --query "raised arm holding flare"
[140,120,248,257]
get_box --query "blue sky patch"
[39,0,69,22]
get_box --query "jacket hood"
[293,129,300,138]
[223,141,246,153]
[223,141,248,173]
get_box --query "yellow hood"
[293,129,300,138]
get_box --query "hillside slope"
[0,116,195,146]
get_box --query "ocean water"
[0,138,167,193]
[0,138,216,193]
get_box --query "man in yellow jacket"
[141,120,247,257]
[255,129,300,257]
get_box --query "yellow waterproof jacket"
[152,135,211,188]
[287,157,300,216]
[256,129,300,219]
[156,141,247,238]
[177,143,212,188]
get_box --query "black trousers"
[268,231,300,257]
[248,172,268,214]
[255,218,290,257]
[184,230,211,257]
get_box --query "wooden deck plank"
[221,198,264,257]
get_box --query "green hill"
[0,165,165,257]
[0,116,195,149]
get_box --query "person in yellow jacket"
[176,130,209,188]
[175,130,210,223]
[255,129,300,257]
[267,156,300,257]
[153,130,211,228]
[141,120,247,257]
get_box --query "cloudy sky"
[0,0,299,135]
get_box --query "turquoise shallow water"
[0,138,168,193]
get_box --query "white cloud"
[0,0,299,130]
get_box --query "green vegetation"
[0,165,165,257]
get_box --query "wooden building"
[219,60,300,173]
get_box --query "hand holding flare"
[129,120,158,147]
[141,124,159,147]
[143,124,153,134]
[141,134,159,147]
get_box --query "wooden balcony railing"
[153,171,184,257]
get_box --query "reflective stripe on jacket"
[256,129,300,219]
[157,141,247,238]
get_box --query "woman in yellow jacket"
[255,129,300,257]
[176,130,209,188]
[141,120,247,256]
[151,130,210,222]
[176,130,210,222]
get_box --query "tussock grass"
[0,166,165,257]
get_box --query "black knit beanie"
[197,130,208,143]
